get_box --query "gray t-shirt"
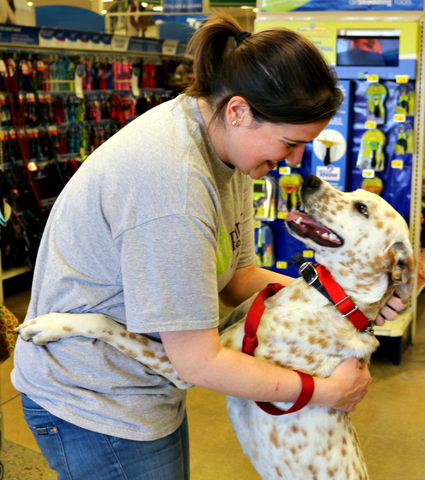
[12,95,255,441]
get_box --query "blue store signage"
[0,24,39,45]
[270,0,424,10]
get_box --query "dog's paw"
[17,315,73,345]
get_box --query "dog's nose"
[303,175,322,193]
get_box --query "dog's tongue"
[286,211,342,247]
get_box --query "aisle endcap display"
[253,11,424,357]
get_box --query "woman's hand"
[319,358,372,412]
[375,295,405,326]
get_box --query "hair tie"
[235,31,252,47]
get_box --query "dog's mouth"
[286,211,344,248]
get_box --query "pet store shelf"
[0,266,33,305]
[418,281,425,297]
[417,248,425,296]
[1,266,32,282]
[374,309,412,337]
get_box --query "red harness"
[241,283,314,416]
[241,264,372,416]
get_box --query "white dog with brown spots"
[18,175,413,480]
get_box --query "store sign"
[0,24,170,56]
[260,0,424,13]
[128,37,162,53]
[0,24,39,46]
[163,0,203,13]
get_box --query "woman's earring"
[231,120,237,126]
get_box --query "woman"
[12,15,403,480]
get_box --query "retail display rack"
[0,24,191,303]
[253,8,425,364]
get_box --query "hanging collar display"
[299,262,374,334]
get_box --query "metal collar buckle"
[363,323,375,335]
[299,262,318,286]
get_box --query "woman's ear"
[389,241,415,302]
[226,96,252,127]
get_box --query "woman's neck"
[197,98,229,165]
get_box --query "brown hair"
[186,14,343,125]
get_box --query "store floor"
[1,285,425,479]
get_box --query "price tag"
[391,159,404,170]
[395,75,409,84]
[27,161,38,172]
[303,250,314,258]
[3,200,11,222]
[254,220,262,228]
[131,68,140,98]
[75,64,85,99]
[393,113,406,123]
[362,169,375,178]
[278,166,291,175]
[276,261,287,269]
[162,39,179,56]
[367,74,380,83]
[365,121,377,129]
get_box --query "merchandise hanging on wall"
[253,10,425,363]
[0,27,192,302]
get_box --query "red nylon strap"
[242,283,284,356]
[256,371,315,415]
[242,283,315,416]
[315,265,371,332]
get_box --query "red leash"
[242,283,315,416]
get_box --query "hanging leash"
[2,55,42,208]
[242,283,315,416]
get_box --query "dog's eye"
[355,202,369,217]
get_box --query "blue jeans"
[21,394,190,480]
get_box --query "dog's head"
[286,175,414,303]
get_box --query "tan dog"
[18,175,413,479]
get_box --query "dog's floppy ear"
[389,241,414,302]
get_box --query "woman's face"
[224,118,329,180]
[219,97,329,179]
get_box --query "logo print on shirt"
[216,223,241,275]
[216,227,232,275]
[229,222,241,251]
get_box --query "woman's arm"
[220,263,295,307]
[160,328,370,413]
